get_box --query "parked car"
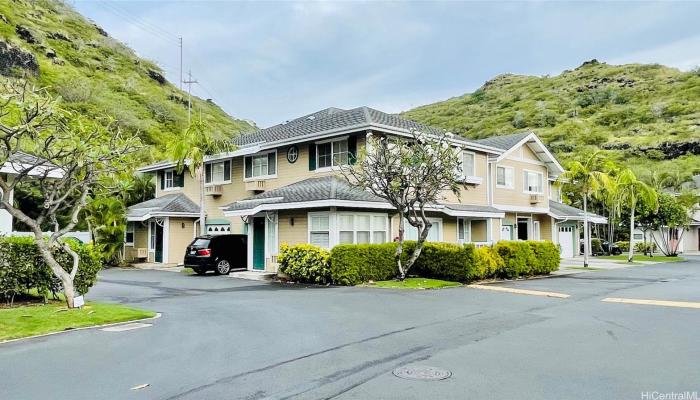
[579,240,622,256]
[183,234,247,275]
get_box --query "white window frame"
[148,220,156,251]
[496,165,515,189]
[336,212,389,245]
[163,168,177,191]
[523,169,544,194]
[308,212,331,248]
[533,220,541,241]
[461,151,476,177]
[315,136,349,172]
[205,159,232,185]
[125,222,135,246]
[244,150,277,181]
[403,217,443,242]
[457,218,472,244]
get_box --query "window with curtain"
[497,166,514,188]
[372,216,387,244]
[310,214,330,248]
[524,171,544,193]
[317,139,349,168]
[462,152,475,177]
[205,160,231,184]
[245,152,276,178]
[125,222,134,245]
[404,219,442,242]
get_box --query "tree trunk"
[34,236,76,308]
[628,199,635,263]
[395,212,406,280]
[583,195,589,268]
[403,221,432,279]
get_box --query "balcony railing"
[529,194,544,204]
[205,184,223,197]
[245,180,266,192]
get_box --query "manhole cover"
[392,366,452,381]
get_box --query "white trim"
[246,220,253,270]
[315,137,350,169]
[224,200,393,217]
[533,220,541,241]
[493,204,550,213]
[403,217,443,242]
[495,132,564,175]
[127,212,200,222]
[336,212,389,245]
[315,135,349,144]
[308,211,331,248]
[125,222,135,246]
[163,217,170,264]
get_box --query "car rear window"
[191,238,210,248]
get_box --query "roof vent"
[308,116,316,121]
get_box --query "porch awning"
[548,200,607,224]
[127,193,200,222]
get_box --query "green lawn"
[596,255,685,262]
[0,302,156,341]
[368,278,462,289]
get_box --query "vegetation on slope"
[404,60,700,176]
[0,0,253,160]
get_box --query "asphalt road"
[1,257,699,400]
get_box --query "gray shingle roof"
[127,193,199,219]
[224,176,387,211]
[549,200,604,220]
[474,131,532,150]
[234,106,475,147]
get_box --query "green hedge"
[284,240,559,286]
[615,241,630,252]
[278,243,332,284]
[0,236,103,301]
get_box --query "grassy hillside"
[0,0,253,160]
[404,60,700,175]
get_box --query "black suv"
[183,234,247,275]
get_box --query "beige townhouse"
[125,107,604,269]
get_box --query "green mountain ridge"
[403,60,700,175]
[0,0,254,160]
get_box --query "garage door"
[559,226,574,258]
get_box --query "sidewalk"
[131,262,183,272]
[554,256,664,275]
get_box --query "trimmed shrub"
[409,242,475,282]
[527,241,560,275]
[615,241,630,252]
[469,246,504,281]
[278,243,331,284]
[591,238,603,254]
[0,236,103,302]
[634,241,656,254]
[330,243,397,286]
[494,241,537,278]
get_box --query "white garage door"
[559,226,574,258]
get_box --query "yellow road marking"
[467,284,570,298]
[602,297,700,309]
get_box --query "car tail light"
[196,248,211,256]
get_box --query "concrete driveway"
[1,258,699,399]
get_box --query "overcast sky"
[73,1,700,127]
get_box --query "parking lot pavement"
[1,258,699,400]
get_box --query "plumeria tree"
[0,80,139,307]
[652,192,693,256]
[558,152,608,267]
[168,120,234,235]
[343,129,464,280]
[617,168,658,262]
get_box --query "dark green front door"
[154,222,164,263]
[253,218,265,270]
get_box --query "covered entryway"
[559,225,575,258]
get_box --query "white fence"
[7,231,92,243]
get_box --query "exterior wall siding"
[493,145,549,208]
[124,224,149,262]
[168,218,195,264]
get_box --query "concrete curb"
[0,312,162,346]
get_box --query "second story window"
[317,138,348,169]
[461,151,475,177]
[524,170,544,194]
[496,166,514,188]
[244,151,277,179]
[161,168,184,190]
[205,160,231,184]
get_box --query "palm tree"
[616,168,658,262]
[558,152,607,268]
[168,120,234,235]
